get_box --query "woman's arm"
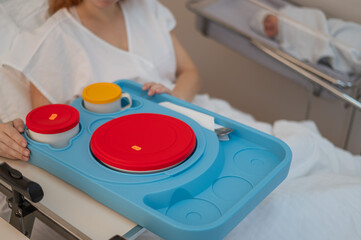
[0,84,50,161]
[0,73,50,161]
[30,82,51,109]
[142,32,201,102]
[170,32,201,102]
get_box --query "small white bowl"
[28,124,79,148]
[26,104,80,148]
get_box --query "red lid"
[26,104,80,134]
[90,113,196,173]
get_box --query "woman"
[0,0,201,161]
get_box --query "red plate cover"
[90,113,196,173]
[26,104,80,134]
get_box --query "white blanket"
[276,5,361,75]
[225,120,361,240]
[277,6,334,65]
[194,98,361,240]
[328,18,361,75]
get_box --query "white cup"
[82,83,132,113]
[83,92,132,113]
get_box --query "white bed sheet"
[225,119,361,240]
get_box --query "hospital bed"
[187,0,361,150]
[0,1,361,239]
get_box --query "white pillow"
[0,0,48,30]
[0,0,49,62]
[0,8,19,63]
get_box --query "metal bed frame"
[0,162,143,240]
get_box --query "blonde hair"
[48,0,82,16]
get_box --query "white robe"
[0,0,176,122]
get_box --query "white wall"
[160,0,360,154]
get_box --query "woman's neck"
[77,1,121,23]
[73,0,129,51]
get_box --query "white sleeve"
[2,12,92,106]
[2,28,62,105]
[0,66,32,122]
[0,5,20,64]
[153,1,176,31]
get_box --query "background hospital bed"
[186,0,361,153]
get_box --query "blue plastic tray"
[25,80,292,240]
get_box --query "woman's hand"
[142,82,172,97]
[0,119,29,161]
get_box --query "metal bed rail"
[251,40,361,111]
[0,177,92,240]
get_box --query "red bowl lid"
[26,104,80,134]
[90,113,196,173]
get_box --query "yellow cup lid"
[82,83,122,104]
